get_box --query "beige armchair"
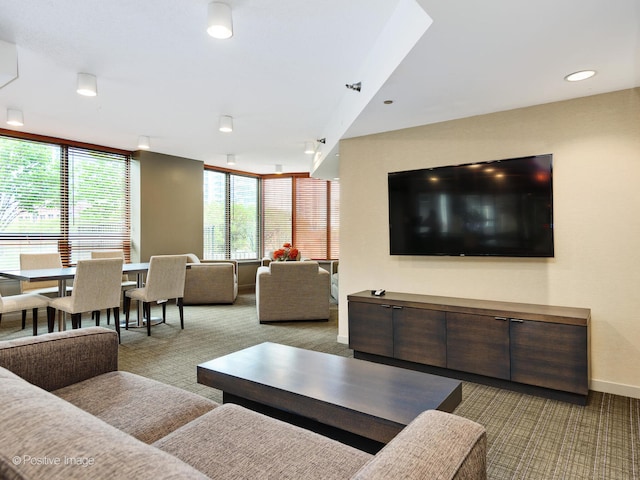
[255,261,330,323]
[183,254,238,305]
[330,260,339,302]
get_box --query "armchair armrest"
[0,327,118,391]
[352,410,486,480]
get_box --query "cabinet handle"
[495,316,508,321]
[510,318,524,323]
[380,304,392,308]
[392,306,403,310]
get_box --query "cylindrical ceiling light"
[226,154,236,165]
[77,73,98,96]
[219,115,233,133]
[6,108,24,126]
[304,141,315,155]
[208,2,233,39]
[138,136,150,150]
[275,164,283,174]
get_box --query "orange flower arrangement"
[273,242,299,261]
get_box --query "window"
[0,135,130,270]
[262,175,339,259]
[203,168,259,260]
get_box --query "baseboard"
[337,334,348,345]
[590,379,640,399]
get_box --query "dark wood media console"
[348,291,591,404]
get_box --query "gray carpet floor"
[1,292,638,479]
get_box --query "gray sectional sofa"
[0,327,487,479]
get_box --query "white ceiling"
[0,0,638,179]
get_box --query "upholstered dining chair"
[19,252,72,296]
[123,255,187,337]
[0,291,51,336]
[90,250,137,324]
[46,258,125,341]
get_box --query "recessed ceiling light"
[564,70,596,82]
[383,100,393,105]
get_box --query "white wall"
[338,88,640,398]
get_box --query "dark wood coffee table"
[197,342,462,452]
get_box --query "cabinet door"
[446,312,510,379]
[348,301,393,356]
[510,320,588,395]
[393,307,446,367]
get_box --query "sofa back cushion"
[0,327,118,391]
[0,367,209,480]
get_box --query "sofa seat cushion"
[154,403,372,480]
[54,371,218,444]
[0,367,209,480]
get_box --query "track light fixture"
[345,82,361,92]
[317,138,326,144]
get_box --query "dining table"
[0,262,150,332]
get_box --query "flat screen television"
[388,154,554,257]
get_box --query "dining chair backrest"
[69,258,124,313]
[144,255,188,301]
[19,253,63,292]
[91,250,130,282]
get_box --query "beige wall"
[132,150,204,261]
[338,88,640,398]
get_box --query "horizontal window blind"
[64,147,130,265]
[329,180,340,260]
[260,176,339,260]
[203,170,227,259]
[204,168,260,260]
[295,177,327,259]
[0,135,130,270]
[0,137,61,269]
[262,177,292,255]
[229,175,258,260]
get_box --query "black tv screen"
[388,154,554,257]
